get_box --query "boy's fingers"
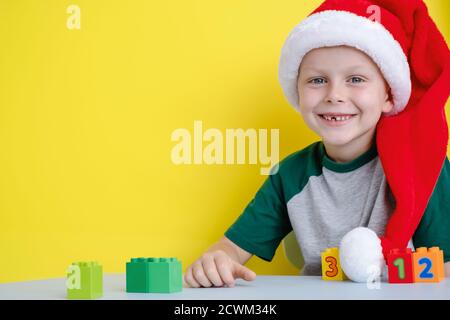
[192,260,213,287]
[202,255,224,287]
[215,254,235,287]
[232,263,257,281]
[183,267,200,288]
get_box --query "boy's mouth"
[317,113,357,126]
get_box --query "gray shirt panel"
[287,156,395,275]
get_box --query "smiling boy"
[184,0,450,287]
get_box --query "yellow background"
[0,0,449,283]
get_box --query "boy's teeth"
[322,115,353,121]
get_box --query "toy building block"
[386,248,414,283]
[412,247,441,283]
[126,257,182,293]
[321,248,346,281]
[66,261,103,299]
[429,247,445,281]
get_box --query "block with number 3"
[321,248,346,281]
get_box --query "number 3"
[325,256,338,277]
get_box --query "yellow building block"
[412,247,441,283]
[321,248,346,281]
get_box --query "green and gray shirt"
[225,141,450,275]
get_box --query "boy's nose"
[325,84,346,104]
[326,97,345,104]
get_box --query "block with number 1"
[387,248,414,283]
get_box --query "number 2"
[418,257,433,279]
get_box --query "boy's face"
[297,45,393,149]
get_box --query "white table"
[0,274,449,300]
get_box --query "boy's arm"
[445,262,450,277]
[206,236,253,265]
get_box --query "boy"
[184,0,450,287]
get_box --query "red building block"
[387,248,414,283]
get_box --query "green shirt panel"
[413,156,450,262]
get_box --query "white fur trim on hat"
[278,10,411,116]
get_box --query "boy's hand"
[183,250,256,288]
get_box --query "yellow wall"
[0,0,449,283]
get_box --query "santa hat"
[278,0,450,282]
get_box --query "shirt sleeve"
[413,157,450,262]
[224,169,293,262]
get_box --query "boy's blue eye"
[349,77,365,83]
[309,78,326,85]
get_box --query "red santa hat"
[278,0,450,282]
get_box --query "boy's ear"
[382,87,394,113]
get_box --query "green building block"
[66,261,103,300]
[126,257,182,293]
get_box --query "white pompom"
[339,227,385,283]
